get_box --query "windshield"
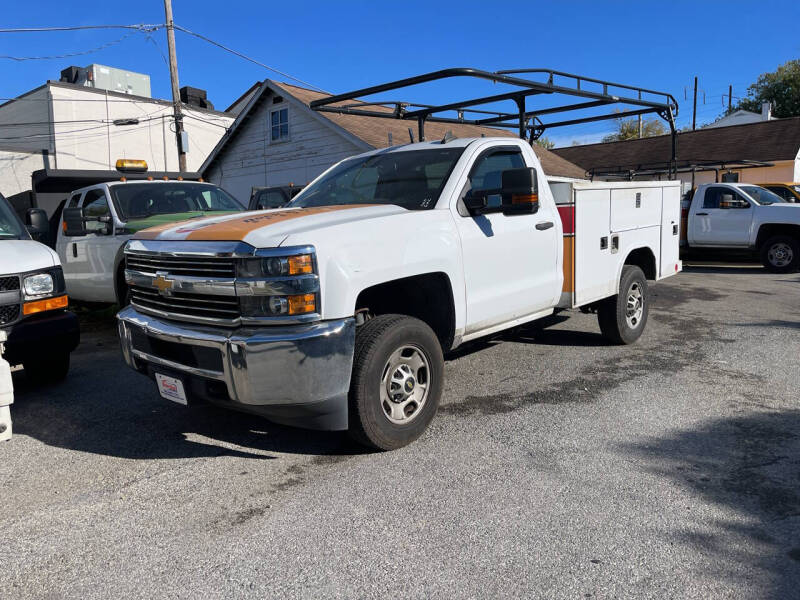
[0,195,27,240]
[290,148,464,210]
[111,182,243,220]
[741,185,787,205]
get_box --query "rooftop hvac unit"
[59,64,151,98]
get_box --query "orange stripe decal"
[562,236,574,293]
[134,205,377,241]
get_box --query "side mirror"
[718,193,734,209]
[463,191,488,214]
[25,208,49,238]
[62,207,87,237]
[719,193,749,209]
[501,167,539,216]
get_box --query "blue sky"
[2,0,799,147]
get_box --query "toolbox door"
[610,188,662,232]
[574,189,616,306]
[659,185,681,277]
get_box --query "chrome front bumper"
[117,305,356,430]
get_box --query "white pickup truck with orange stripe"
[117,137,681,450]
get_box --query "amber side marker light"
[511,193,539,205]
[288,254,313,275]
[23,295,68,316]
[287,293,316,315]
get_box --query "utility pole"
[692,76,698,131]
[728,84,732,112]
[164,0,186,172]
[637,90,642,138]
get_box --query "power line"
[173,24,329,93]
[0,24,161,33]
[0,29,146,61]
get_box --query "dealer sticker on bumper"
[155,373,188,405]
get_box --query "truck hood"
[0,239,58,272]
[124,211,238,233]
[133,204,407,247]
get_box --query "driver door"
[62,188,119,302]
[691,186,753,246]
[452,146,560,335]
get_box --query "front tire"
[23,352,70,384]
[760,235,799,273]
[348,314,443,451]
[597,265,649,345]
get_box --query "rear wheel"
[760,235,799,273]
[348,314,443,450]
[597,265,649,345]
[24,352,70,384]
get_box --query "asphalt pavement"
[2,262,799,599]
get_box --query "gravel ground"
[1,263,799,599]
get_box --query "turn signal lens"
[288,293,316,315]
[511,193,539,205]
[288,254,313,275]
[23,294,68,315]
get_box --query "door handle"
[72,243,77,258]
[696,212,709,216]
[535,221,554,231]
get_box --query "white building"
[0,67,234,212]
[706,102,774,129]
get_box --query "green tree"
[602,115,666,142]
[728,59,800,118]
[534,136,555,150]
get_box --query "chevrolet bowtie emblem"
[152,272,174,295]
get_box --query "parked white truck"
[117,136,682,449]
[0,193,79,388]
[56,163,243,305]
[682,182,800,272]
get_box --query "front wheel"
[348,314,443,451]
[597,265,649,345]
[760,235,799,273]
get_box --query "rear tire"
[598,265,649,345]
[348,314,443,451]
[24,352,70,384]
[760,235,799,273]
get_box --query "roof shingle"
[552,117,800,175]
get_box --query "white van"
[0,193,79,382]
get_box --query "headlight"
[240,293,316,317]
[23,273,54,297]
[239,254,314,277]
[237,248,319,320]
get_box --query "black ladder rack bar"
[309,67,679,178]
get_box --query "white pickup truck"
[56,171,243,305]
[682,182,800,272]
[117,137,681,449]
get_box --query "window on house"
[271,108,288,141]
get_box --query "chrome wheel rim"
[625,282,644,329]
[768,242,793,267]
[380,345,430,424]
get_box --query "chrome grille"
[0,304,19,325]
[129,285,240,322]
[126,254,236,278]
[0,276,20,291]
